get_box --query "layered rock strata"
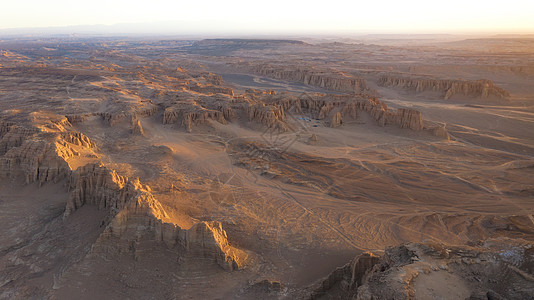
[65,163,247,270]
[378,76,511,100]
[0,118,246,271]
[279,94,424,130]
[251,64,372,93]
[161,91,424,132]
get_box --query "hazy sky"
[1,0,533,34]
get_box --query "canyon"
[0,36,533,299]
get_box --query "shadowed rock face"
[64,163,247,271]
[378,76,511,101]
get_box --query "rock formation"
[163,105,229,132]
[432,125,450,140]
[98,105,158,126]
[378,76,511,101]
[0,139,72,185]
[60,131,97,148]
[306,253,380,299]
[330,112,343,128]
[65,163,247,271]
[279,94,424,130]
[303,242,534,299]
[250,64,373,94]
[131,118,144,135]
[1,114,247,272]
[246,103,288,132]
[188,83,234,96]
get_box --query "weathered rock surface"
[378,76,511,101]
[246,103,287,132]
[131,118,144,135]
[188,83,234,96]
[0,116,99,185]
[0,139,71,184]
[60,131,97,148]
[0,122,40,155]
[432,125,451,140]
[251,64,372,93]
[1,114,247,272]
[305,253,380,299]
[163,104,229,132]
[279,94,424,130]
[330,112,343,128]
[302,242,534,300]
[65,163,247,271]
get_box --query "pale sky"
[0,0,533,34]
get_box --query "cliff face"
[66,104,158,127]
[66,163,247,270]
[97,105,159,126]
[251,64,372,94]
[163,105,229,132]
[246,104,288,132]
[188,83,234,96]
[60,132,97,148]
[0,116,247,272]
[0,139,71,185]
[0,115,102,185]
[378,76,511,101]
[279,94,424,130]
[0,122,40,155]
[306,253,380,299]
[130,118,145,135]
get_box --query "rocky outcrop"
[330,112,342,128]
[246,104,287,132]
[161,91,291,132]
[156,84,422,133]
[185,221,247,270]
[378,76,511,101]
[131,118,144,135]
[65,163,131,216]
[97,105,158,126]
[66,105,158,127]
[307,253,380,299]
[0,113,102,186]
[65,114,91,124]
[391,108,423,130]
[0,122,40,155]
[60,131,97,148]
[432,125,450,140]
[279,94,424,130]
[189,83,234,96]
[163,105,229,132]
[251,64,372,94]
[65,163,247,271]
[0,139,72,185]
[1,117,247,272]
[303,242,534,300]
